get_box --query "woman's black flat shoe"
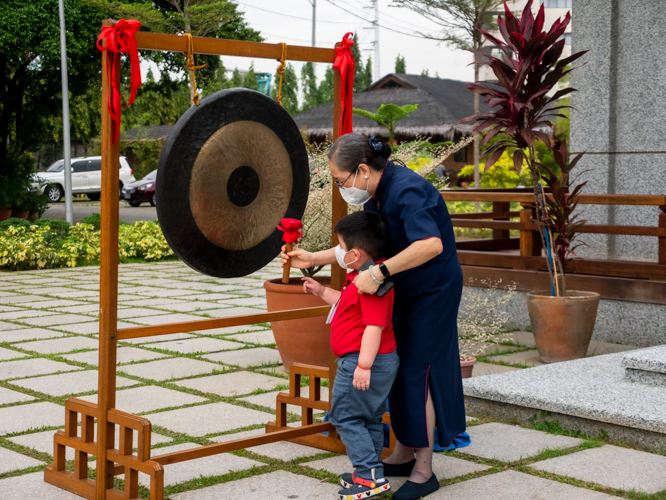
[392,473,439,500]
[381,458,416,477]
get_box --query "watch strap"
[378,262,391,279]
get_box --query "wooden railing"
[441,189,666,304]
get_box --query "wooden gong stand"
[44,21,396,500]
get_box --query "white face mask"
[339,170,372,206]
[334,244,359,270]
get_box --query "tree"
[392,0,504,203]
[350,34,367,93]
[317,66,335,105]
[242,62,258,91]
[272,63,299,115]
[353,104,419,145]
[202,59,229,97]
[421,68,430,76]
[230,68,243,87]
[0,0,105,180]
[395,54,407,73]
[362,57,373,88]
[301,62,320,112]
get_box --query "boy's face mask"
[334,244,359,270]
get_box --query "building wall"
[571,0,666,262]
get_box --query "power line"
[323,0,432,39]
[241,2,351,24]
[333,0,426,33]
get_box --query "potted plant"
[461,0,598,363]
[264,141,336,372]
[25,188,50,221]
[0,186,12,221]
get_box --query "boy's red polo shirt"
[330,269,396,357]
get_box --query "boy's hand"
[353,366,371,391]
[302,277,324,296]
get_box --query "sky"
[141,0,476,89]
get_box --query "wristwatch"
[378,262,391,279]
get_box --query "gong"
[156,88,309,277]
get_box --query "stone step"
[622,345,666,387]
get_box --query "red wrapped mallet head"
[277,218,303,283]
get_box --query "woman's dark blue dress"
[365,161,465,448]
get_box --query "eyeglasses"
[334,168,356,188]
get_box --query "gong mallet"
[277,218,303,284]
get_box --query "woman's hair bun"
[378,142,392,160]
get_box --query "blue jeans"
[329,350,399,480]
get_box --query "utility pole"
[311,0,316,47]
[363,0,380,81]
[58,0,73,225]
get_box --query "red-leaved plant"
[460,0,587,296]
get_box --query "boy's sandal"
[337,475,391,500]
[339,472,354,488]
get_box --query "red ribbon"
[96,19,142,144]
[333,32,355,137]
[277,218,303,244]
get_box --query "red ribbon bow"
[333,32,355,137]
[277,218,303,244]
[96,19,142,144]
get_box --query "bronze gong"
[156,88,309,277]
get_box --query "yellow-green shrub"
[119,221,174,261]
[459,152,532,188]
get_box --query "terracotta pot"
[11,209,29,220]
[526,290,600,363]
[460,356,477,379]
[28,212,39,222]
[0,209,11,221]
[264,277,332,372]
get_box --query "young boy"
[302,211,399,500]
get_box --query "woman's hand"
[301,277,324,296]
[354,270,380,295]
[280,245,314,269]
[353,366,371,391]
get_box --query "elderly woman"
[282,133,465,500]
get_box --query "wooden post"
[657,205,666,266]
[97,19,120,500]
[492,201,511,240]
[519,202,542,257]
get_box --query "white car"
[31,156,136,203]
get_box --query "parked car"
[31,156,136,203]
[122,170,157,207]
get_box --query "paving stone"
[0,402,65,435]
[195,306,262,319]
[461,342,515,357]
[144,402,273,436]
[0,328,67,342]
[0,321,24,331]
[120,333,196,344]
[203,347,281,368]
[220,297,267,308]
[0,358,81,380]
[459,423,581,462]
[0,305,20,312]
[0,295,52,304]
[19,313,93,327]
[30,300,88,309]
[147,337,241,355]
[116,308,170,319]
[54,320,136,335]
[12,370,137,396]
[0,386,36,404]
[55,304,102,314]
[175,371,284,397]
[0,346,29,360]
[0,310,56,321]
[487,350,543,367]
[226,330,275,345]
[430,470,619,499]
[7,429,171,461]
[0,447,45,474]
[12,277,74,286]
[304,452,489,488]
[186,293,244,301]
[77,386,208,414]
[18,336,99,354]
[256,365,288,377]
[171,470,339,500]
[211,428,322,460]
[126,288,201,298]
[130,313,205,326]
[472,362,522,377]
[120,357,223,381]
[529,444,666,494]
[51,290,99,300]
[0,292,20,297]
[152,301,224,313]
[62,346,168,365]
[242,288,268,297]
[242,387,328,417]
[194,325,267,336]
[118,297,188,307]
[136,442,263,487]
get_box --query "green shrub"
[0,218,33,232]
[32,218,71,233]
[81,212,129,230]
